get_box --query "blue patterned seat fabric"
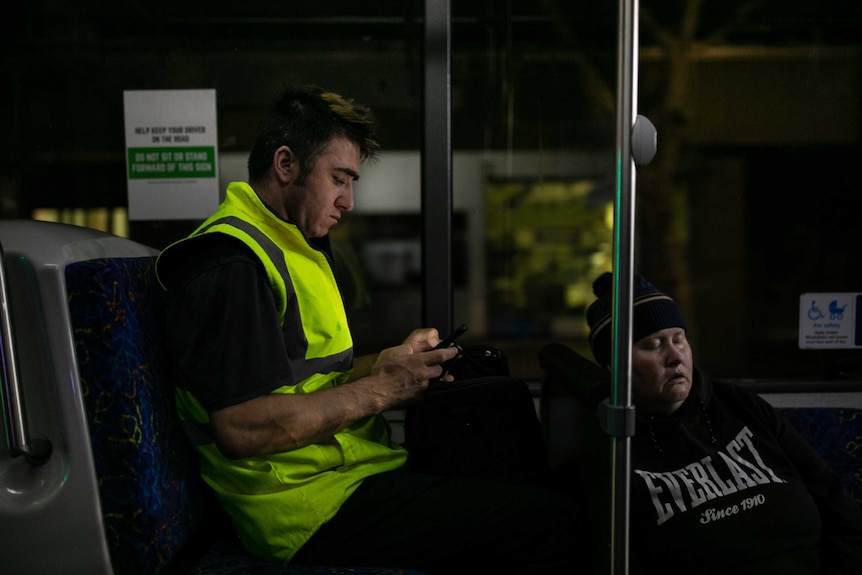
[67,256,425,575]
[778,407,862,504]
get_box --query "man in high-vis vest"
[156,84,583,573]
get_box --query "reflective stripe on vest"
[190,215,354,387]
[195,214,294,318]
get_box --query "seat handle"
[0,244,52,465]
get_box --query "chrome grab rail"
[0,243,51,464]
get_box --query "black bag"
[404,347,551,486]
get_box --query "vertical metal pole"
[610,0,640,573]
[421,0,453,334]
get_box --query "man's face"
[631,327,693,414]
[284,136,360,238]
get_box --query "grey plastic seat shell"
[0,220,156,575]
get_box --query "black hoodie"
[626,369,862,575]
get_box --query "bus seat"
[67,254,204,574]
[739,380,862,506]
[776,407,862,503]
[0,220,425,575]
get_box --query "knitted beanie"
[586,272,687,366]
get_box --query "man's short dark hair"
[247,84,380,183]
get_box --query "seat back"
[776,406,862,503]
[745,379,862,505]
[67,255,207,575]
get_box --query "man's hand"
[368,328,459,405]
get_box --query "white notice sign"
[799,293,862,349]
[123,89,220,220]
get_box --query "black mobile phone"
[435,324,468,349]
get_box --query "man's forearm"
[210,378,388,459]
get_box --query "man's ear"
[273,145,298,184]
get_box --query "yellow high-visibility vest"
[156,182,407,562]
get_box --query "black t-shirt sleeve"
[161,234,297,412]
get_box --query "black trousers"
[292,468,590,574]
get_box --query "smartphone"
[435,323,468,349]
[433,324,467,380]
